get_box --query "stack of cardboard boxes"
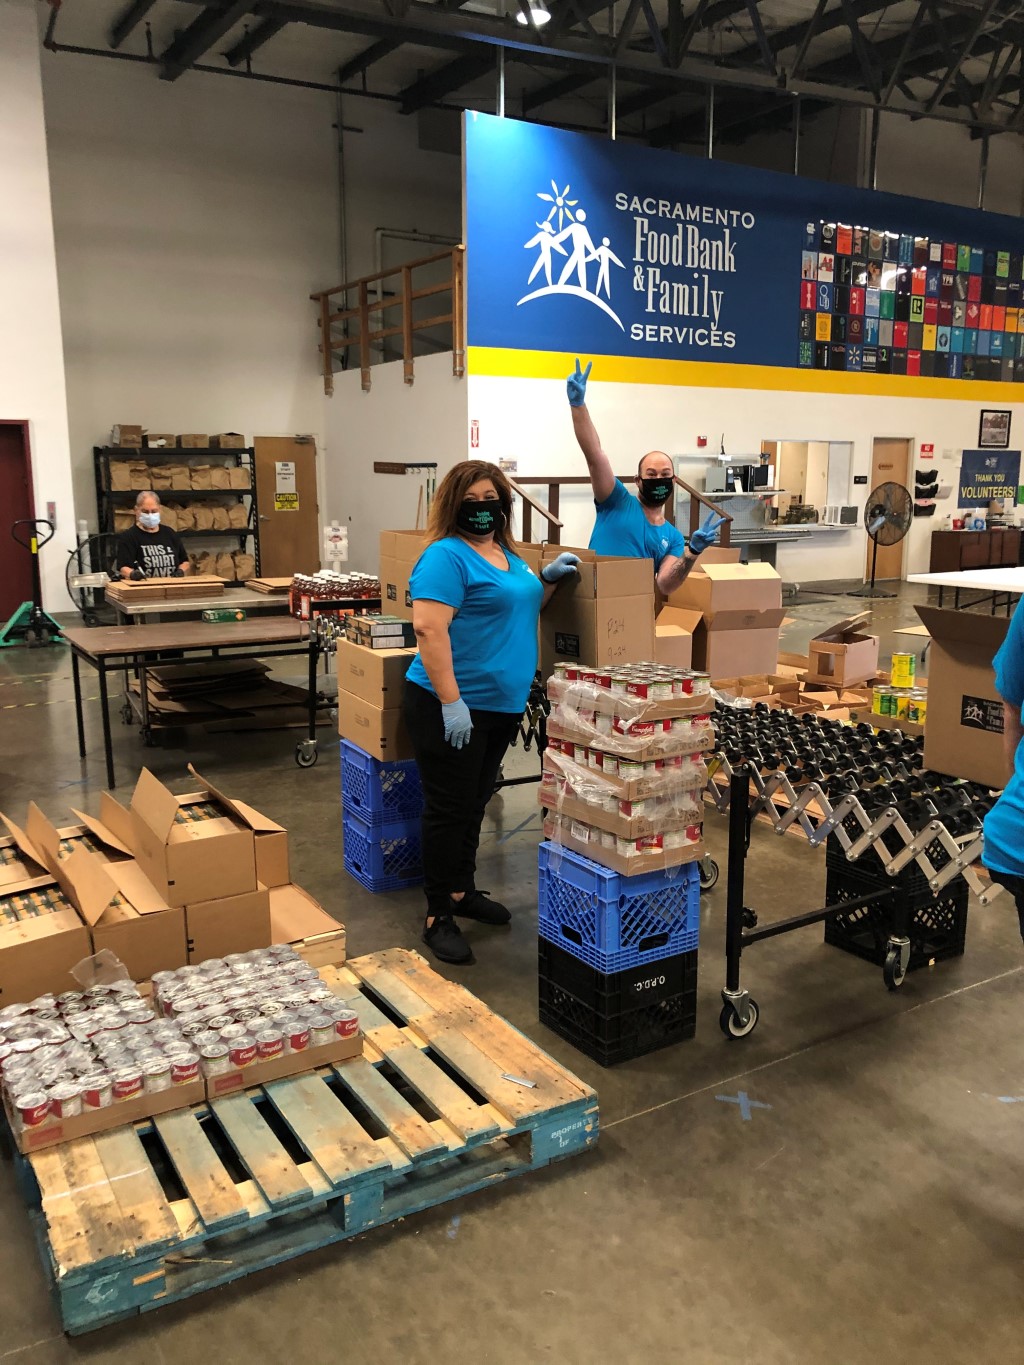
[0,766,344,1008]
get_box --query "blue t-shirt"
[405,538,543,713]
[983,602,1024,875]
[588,479,686,569]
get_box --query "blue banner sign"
[958,449,1021,506]
[465,112,1024,385]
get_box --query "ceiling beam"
[399,51,494,113]
[923,0,1000,114]
[161,2,255,81]
[521,70,597,112]
[109,0,158,50]
[336,38,399,83]
[223,15,286,65]
[744,0,776,77]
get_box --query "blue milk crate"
[339,739,423,826]
[538,841,700,974]
[343,809,423,892]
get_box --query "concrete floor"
[1,585,1022,1364]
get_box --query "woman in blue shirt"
[983,601,1024,940]
[403,461,578,964]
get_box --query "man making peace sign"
[566,358,726,594]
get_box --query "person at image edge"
[403,461,579,965]
[982,600,1024,939]
[114,491,191,579]
[566,356,727,585]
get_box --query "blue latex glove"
[566,357,592,408]
[688,512,728,556]
[441,698,473,750]
[541,552,581,584]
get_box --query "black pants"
[987,869,1024,942]
[403,681,520,917]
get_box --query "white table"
[908,567,1024,611]
[110,585,290,625]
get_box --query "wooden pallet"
[10,949,597,1336]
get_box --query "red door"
[0,423,35,618]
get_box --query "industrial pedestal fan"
[848,482,913,599]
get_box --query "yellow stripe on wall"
[467,345,1022,400]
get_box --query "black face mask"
[639,478,673,507]
[457,500,502,536]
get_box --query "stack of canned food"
[871,684,928,725]
[0,979,197,1133]
[151,944,359,1081]
[551,661,712,700]
[545,813,704,856]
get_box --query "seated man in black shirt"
[114,492,191,579]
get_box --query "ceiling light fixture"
[516,0,551,26]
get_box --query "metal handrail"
[510,474,733,547]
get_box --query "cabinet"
[94,445,260,575]
[929,527,1021,572]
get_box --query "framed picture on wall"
[979,408,1012,448]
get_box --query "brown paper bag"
[160,505,179,530]
[232,551,255,582]
[209,505,230,531]
[227,467,251,489]
[191,504,214,531]
[149,465,173,490]
[128,461,151,489]
[227,503,249,529]
[172,503,194,531]
[190,465,212,490]
[191,551,216,577]
[113,509,134,532]
[215,552,236,580]
[109,461,132,491]
[209,464,231,490]
[169,463,192,490]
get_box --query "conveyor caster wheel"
[720,999,759,1039]
[295,740,319,768]
[141,726,156,748]
[884,948,907,991]
[698,856,720,892]
[742,907,758,929]
[120,702,133,725]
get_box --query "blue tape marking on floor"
[497,814,542,844]
[997,1096,1024,1104]
[716,1091,772,1121]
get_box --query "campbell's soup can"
[331,1009,359,1040]
[14,1091,51,1128]
[111,1067,144,1102]
[284,1021,310,1053]
[255,1029,284,1060]
[80,1074,113,1109]
[170,1054,201,1086]
[228,1036,258,1069]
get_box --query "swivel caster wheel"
[295,740,319,768]
[719,999,760,1039]
[698,856,720,892]
[742,907,758,929]
[120,702,133,725]
[141,726,157,748]
[883,947,908,991]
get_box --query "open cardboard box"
[805,613,880,688]
[543,820,703,876]
[916,605,1009,787]
[186,885,271,964]
[654,606,701,669]
[538,787,702,839]
[665,550,785,676]
[539,545,655,675]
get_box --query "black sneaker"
[423,915,474,964]
[452,889,511,926]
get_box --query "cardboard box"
[379,529,429,620]
[173,771,289,890]
[666,556,785,677]
[539,546,655,676]
[186,885,271,963]
[7,1076,205,1155]
[335,637,416,709]
[546,718,714,764]
[654,606,701,668]
[916,606,1009,787]
[856,709,926,737]
[129,768,258,907]
[0,816,51,889]
[0,820,92,1003]
[143,432,175,449]
[210,433,246,448]
[713,673,800,701]
[269,883,345,968]
[543,818,703,876]
[177,434,210,449]
[337,689,415,761]
[205,1032,363,1099]
[805,613,880,688]
[542,750,707,802]
[111,424,143,448]
[62,849,187,983]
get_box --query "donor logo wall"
[464,111,1024,386]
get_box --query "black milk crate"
[824,840,968,971]
[538,936,697,1067]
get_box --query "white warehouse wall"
[324,355,468,568]
[467,370,1024,584]
[0,0,77,609]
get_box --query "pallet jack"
[0,520,65,648]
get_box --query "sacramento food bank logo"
[517,179,625,330]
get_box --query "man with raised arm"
[566,358,725,594]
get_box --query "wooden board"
[16,949,598,1336]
